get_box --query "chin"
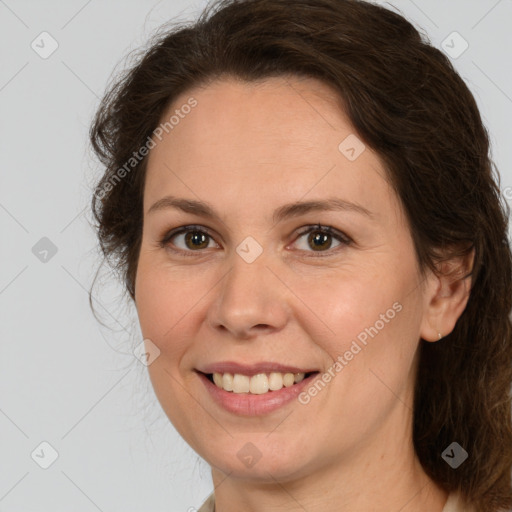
[205,441,317,483]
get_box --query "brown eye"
[293,225,351,255]
[160,225,219,255]
[183,230,210,250]
[308,230,333,251]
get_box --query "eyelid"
[294,224,351,244]
[159,223,352,256]
[160,224,215,243]
[288,224,352,257]
[159,224,220,253]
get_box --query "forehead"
[143,75,399,223]
[154,75,348,153]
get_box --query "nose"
[207,250,290,340]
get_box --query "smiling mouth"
[200,371,319,395]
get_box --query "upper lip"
[197,361,319,376]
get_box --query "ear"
[419,248,475,342]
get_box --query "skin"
[134,75,473,511]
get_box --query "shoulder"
[442,490,477,512]
[197,492,215,512]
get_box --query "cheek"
[289,257,422,394]
[134,258,205,438]
[134,255,194,356]
[134,252,227,380]
[289,264,405,352]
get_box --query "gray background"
[1,1,511,511]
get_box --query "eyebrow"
[147,195,375,223]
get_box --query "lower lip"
[196,371,318,416]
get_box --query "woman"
[89,0,512,510]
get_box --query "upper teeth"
[212,372,306,394]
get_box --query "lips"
[197,361,319,376]
[197,369,321,415]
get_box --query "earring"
[438,332,443,340]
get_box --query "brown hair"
[89,1,512,510]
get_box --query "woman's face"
[134,76,435,482]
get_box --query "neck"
[211,457,448,512]
[210,405,449,512]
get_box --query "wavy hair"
[89,1,512,510]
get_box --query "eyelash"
[158,224,352,258]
